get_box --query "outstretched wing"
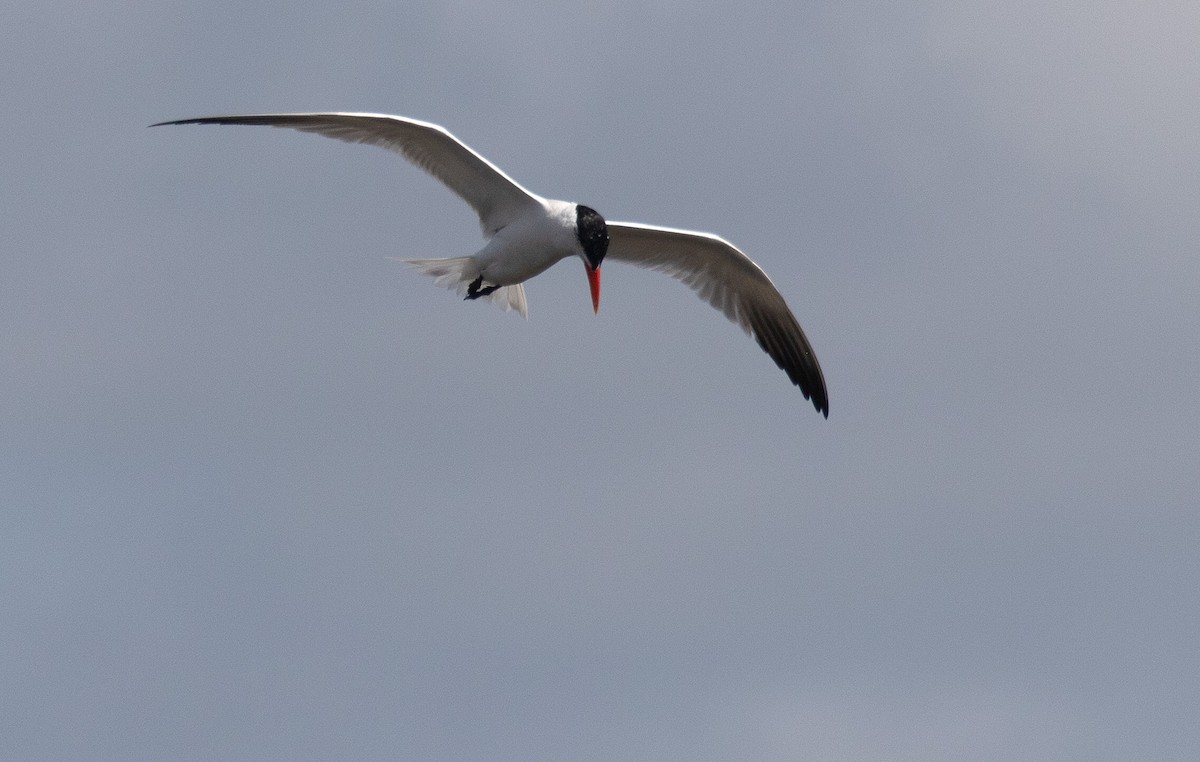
[607,222,828,417]
[151,112,543,235]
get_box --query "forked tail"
[397,257,528,318]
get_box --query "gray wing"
[607,222,828,417]
[151,112,543,236]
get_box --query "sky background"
[4,1,1199,759]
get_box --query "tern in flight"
[152,113,828,417]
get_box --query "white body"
[474,198,580,285]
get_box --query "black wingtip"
[149,117,229,129]
[807,388,829,419]
[812,381,829,419]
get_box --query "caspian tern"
[152,113,828,416]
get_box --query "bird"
[151,112,828,417]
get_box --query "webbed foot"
[465,275,500,300]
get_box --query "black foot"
[465,275,500,300]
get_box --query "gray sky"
[4,1,1199,759]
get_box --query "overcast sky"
[4,2,1199,759]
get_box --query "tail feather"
[397,256,528,319]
